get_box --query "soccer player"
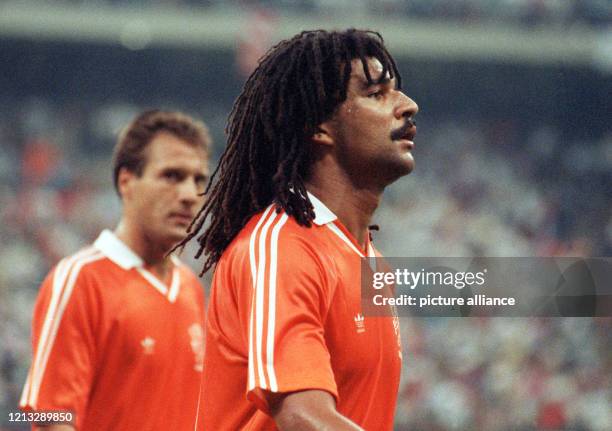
[19,110,211,430]
[182,29,418,430]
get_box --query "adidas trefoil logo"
[354,313,366,333]
[141,336,155,354]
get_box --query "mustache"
[390,118,416,141]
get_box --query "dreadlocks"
[180,29,402,274]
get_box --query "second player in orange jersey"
[20,110,211,431]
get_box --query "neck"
[114,219,172,278]
[305,170,382,249]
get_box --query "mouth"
[395,138,415,151]
[391,120,417,150]
[168,213,194,225]
[394,129,416,152]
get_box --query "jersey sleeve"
[246,223,339,413]
[20,253,101,425]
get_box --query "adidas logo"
[354,313,365,333]
[141,336,155,354]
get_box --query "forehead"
[348,57,388,87]
[144,132,208,170]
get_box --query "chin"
[403,161,415,174]
[163,229,189,247]
[397,153,415,176]
[393,157,415,175]
[379,160,414,186]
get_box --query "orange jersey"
[20,230,205,431]
[199,193,401,430]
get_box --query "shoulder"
[48,245,108,285]
[221,205,337,278]
[41,232,149,296]
[226,206,323,253]
[35,245,109,314]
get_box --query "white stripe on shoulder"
[247,296,257,391]
[22,246,97,407]
[254,209,278,390]
[265,212,289,392]
[19,368,32,407]
[248,205,274,390]
[249,205,274,289]
[27,250,104,407]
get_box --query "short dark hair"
[180,29,401,274]
[112,110,211,195]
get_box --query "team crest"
[141,337,155,354]
[188,323,205,372]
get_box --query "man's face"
[120,132,209,250]
[326,57,418,186]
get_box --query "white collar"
[308,191,337,226]
[93,229,182,301]
[94,229,143,269]
[307,192,377,259]
[94,229,181,269]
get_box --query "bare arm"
[270,390,364,431]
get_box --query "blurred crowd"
[15,0,612,28]
[375,115,612,258]
[0,96,609,430]
[397,318,610,431]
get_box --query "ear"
[117,167,136,200]
[310,122,335,147]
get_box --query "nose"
[178,178,200,206]
[394,91,419,121]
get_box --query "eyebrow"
[162,166,210,179]
[360,75,394,90]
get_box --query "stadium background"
[0,1,610,430]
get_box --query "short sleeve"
[246,225,338,413]
[20,255,100,426]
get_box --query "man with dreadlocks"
[188,29,418,430]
